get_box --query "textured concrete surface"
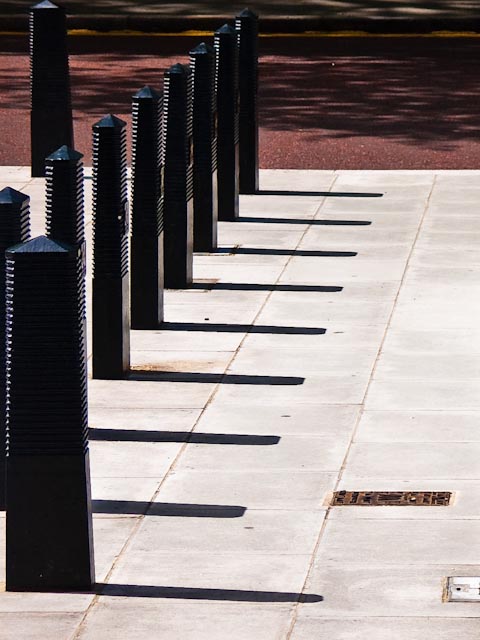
[0,168,480,638]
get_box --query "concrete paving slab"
[228,345,379,376]
[0,613,84,640]
[213,373,369,405]
[375,352,480,379]
[195,403,360,437]
[280,258,407,283]
[244,323,387,350]
[0,591,94,613]
[88,379,216,409]
[174,435,348,472]
[131,328,244,353]
[290,618,480,640]
[157,470,337,510]
[342,442,480,479]
[355,410,480,443]
[127,509,326,556]
[89,441,183,478]
[303,563,480,618]
[92,517,139,582]
[130,350,234,373]
[88,407,201,432]
[109,550,313,595]
[317,519,480,565]
[77,601,294,640]
[366,378,480,410]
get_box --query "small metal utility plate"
[447,577,480,602]
[331,491,452,506]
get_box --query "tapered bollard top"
[45,145,85,248]
[215,23,236,36]
[238,7,258,18]
[0,187,30,206]
[46,144,83,162]
[93,114,126,129]
[7,234,71,254]
[133,85,161,100]
[0,188,31,246]
[190,41,215,56]
[31,0,62,9]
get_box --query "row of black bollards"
[0,2,260,592]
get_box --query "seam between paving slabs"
[71,177,335,637]
[285,172,438,639]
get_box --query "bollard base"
[6,452,95,592]
[131,232,164,329]
[92,274,130,379]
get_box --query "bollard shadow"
[256,190,383,198]
[237,217,372,226]
[160,322,327,335]
[127,371,305,386]
[215,247,357,257]
[89,429,280,446]
[94,583,324,603]
[92,500,246,518]
[191,283,343,293]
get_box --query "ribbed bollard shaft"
[30,1,74,177]
[190,42,218,252]
[45,145,85,250]
[163,63,194,289]
[92,115,130,379]
[236,9,259,194]
[5,236,94,591]
[214,24,240,221]
[0,188,30,512]
[131,86,164,328]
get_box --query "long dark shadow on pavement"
[89,429,280,446]
[216,247,357,257]
[92,500,246,518]
[95,583,324,603]
[257,190,383,198]
[192,283,343,292]
[160,322,327,335]
[237,217,372,225]
[128,371,305,386]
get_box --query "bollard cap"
[166,62,187,76]
[46,145,83,162]
[215,23,236,36]
[237,8,258,19]
[93,114,127,130]
[0,187,30,205]
[190,42,215,56]
[7,234,72,255]
[133,85,161,100]
[31,0,62,9]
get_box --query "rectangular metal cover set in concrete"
[0,2,259,591]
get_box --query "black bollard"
[5,236,94,591]
[92,115,130,379]
[30,1,74,177]
[190,42,218,252]
[236,9,259,194]
[0,188,30,512]
[45,145,85,251]
[163,63,193,289]
[214,24,240,221]
[131,86,164,328]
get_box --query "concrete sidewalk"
[1,0,480,32]
[1,167,480,638]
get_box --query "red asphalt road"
[1,34,480,169]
